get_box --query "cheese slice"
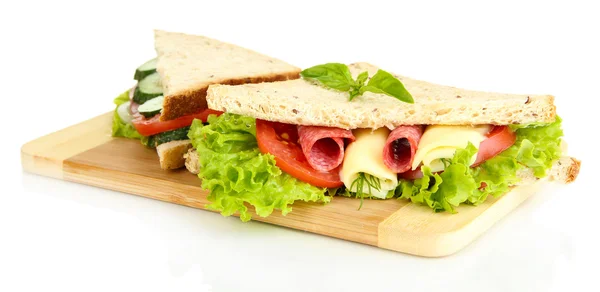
[412,125,491,172]
[339,128,398,199]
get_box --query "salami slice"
[129,101,144,120]
[383,126,423,173]
[297,126,355,172]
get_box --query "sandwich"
[112,30,300,169]
[184,62,580,221]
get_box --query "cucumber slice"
[154,126,190,146]
[145,126,191,148]
[134,58,157,81]
[117,101,134,124]
[133,72,163,104]
[143,135,156,148]
[138,95,164,118]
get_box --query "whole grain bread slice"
[154,30,301,121]
[157,140,192,170]
[207,62,556,129]
[517,156,581,185]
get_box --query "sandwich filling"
[112,58,221,149]
[187,112,564,220]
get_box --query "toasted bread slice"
[183,148,200,174]
[157,140,192,170]
[154,30,301,121]
[207,62,556,129]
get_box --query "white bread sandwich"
[111,30,300,169]
[184,62,580,221]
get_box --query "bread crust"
[564,157,581,183]
[161,71,299,121]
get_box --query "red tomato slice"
[472,126,516,166]
[132,109,223,136]
[255,119,343,188]
[399,126,516,179]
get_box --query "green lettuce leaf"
[188,113,330,221]
[475,116,564,197]
[396,117,564,212]
[111,90,143,140]
[471,154,520,203]
[396,144,479,212]
[509,116,563,177]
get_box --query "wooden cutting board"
[21,112,542,257]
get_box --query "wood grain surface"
[21,112,543,257]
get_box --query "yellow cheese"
[412,125,491,172]
[339,128,398,199]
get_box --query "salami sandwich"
[111,30,300,169]
[184,62,580,220]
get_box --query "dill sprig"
[349,172,381,210]
[440,158,452,168]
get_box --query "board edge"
[20,112,114,179]
[377,181,543,257]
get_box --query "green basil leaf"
[356,71,369,86]
[365,69,414,103]
[359,85,385,95]
[301,63,414,104]
[300,63,355,91]
[349,87,361,100]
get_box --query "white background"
[2,0,598,291]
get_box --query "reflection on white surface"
[13,172,581,292]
